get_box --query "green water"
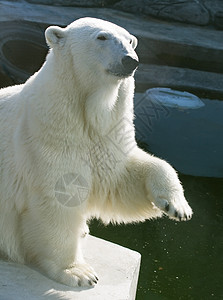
[90,175,223,300]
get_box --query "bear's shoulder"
[0,84,23,101]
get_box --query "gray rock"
[1,1,223,98]
[202,0,223,18]
[24,0,223,27]
[26,0,119,7]
[114,0,210,25]
[202,0,223,28]
[135,64,223,99]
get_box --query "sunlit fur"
[0,17,192,287]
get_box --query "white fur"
[0,17,192,287]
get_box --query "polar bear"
[0,17,192,287]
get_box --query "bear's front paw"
[145,157,193,221]
[58,263,98,287]
[153,193,193,221]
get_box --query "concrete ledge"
[135,64,223,98]
[0,235,141,300]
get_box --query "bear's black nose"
[121,55,139,74]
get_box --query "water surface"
[91,175,223,299]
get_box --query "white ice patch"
[146,88,205,109]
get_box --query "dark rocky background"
[1,0,223,100]
[26,0,223,27]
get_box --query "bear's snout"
[108,54,139,77]
[121,55,139,74]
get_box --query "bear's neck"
[25,51,132,144]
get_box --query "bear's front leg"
[139,150,193,221]
[92,148,192,224]
[21,205,98,287]
[37,234,98,288]
[38,257,98,288]
[124,148,193,222]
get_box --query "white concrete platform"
[0,235,141,300]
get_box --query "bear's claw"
[56,263,99,287]
[153,196,193,221]
[165,203,170,212]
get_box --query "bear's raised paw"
[153,195,193,221]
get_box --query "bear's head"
[45,18,139,82]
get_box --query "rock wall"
[0,0,223,98]
[25,0,223,27]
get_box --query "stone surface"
[202,0,223,29]
[0,235,141,300]
[26,0,119,6]
[19,0,223,27]
[1,1,223,98]
[0,2,222,69]
[135,64,223,99]
[202,0,223,20]
[115,0,210,25]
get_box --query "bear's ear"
[131,35,138,50]
[45,26,66,48]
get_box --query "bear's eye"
[129,39,133,44]
[97,35,107,41]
